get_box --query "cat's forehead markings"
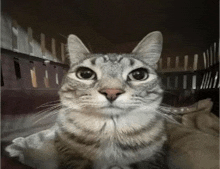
[108,55,118,63]
[119,56,137,67]
[117,55,123,63]
[103,54,124,63]
[103,55,109,62]
[129,58,135,66]
[90,57,97,65]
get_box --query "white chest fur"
[57,108,166,168]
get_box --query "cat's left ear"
[67,34,90,65]
[132,31,162,67]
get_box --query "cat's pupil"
[81,71,92,78]
[76,67,95,79]
[129,68,148,81]
[132,71,145,80]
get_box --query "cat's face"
[59,31,163,117]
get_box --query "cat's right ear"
[67,34,90,65]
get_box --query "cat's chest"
[73,120,162,160]
[57,110,166,165]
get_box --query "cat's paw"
[5,137,26,162]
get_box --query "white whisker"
[156,106,182,124]
[35,104,61,115]
[36,100,61,109]
[33,110,59,124]
[158,111,181,124]
[33,104,62,120]
[36,103,61,108]
[131,97,153,103]
[79,103,101,107]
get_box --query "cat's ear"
[132,31,162,66]
[67,34,90,65]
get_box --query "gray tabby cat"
[55,31,167,169]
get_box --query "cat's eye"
[128,68,149,81]
[76,67,96,80]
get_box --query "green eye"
[128,68,149,81]
[76,67,96,80]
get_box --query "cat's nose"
[99,88,125,102]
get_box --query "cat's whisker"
[159,105,172,110]
[158,105,189,119]
[158,107,173,114]
[157,110,181,124]
[36,104,62,116]
[33,104,62,119]
[131,98,156,104]
[160,103,172,108]
[126,102,142,105]
[36,103,61,108]
[79,101,100,104]
[36,104,61,114]
[33,109,60,124]
[33,109,60,122]
[79,103,101,107]
[80,96,92,99]
[79,99,93,102]
[63,107,79,113]
[36,100,61,109]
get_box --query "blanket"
[4,99,219,169]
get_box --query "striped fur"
[56,31,168,169]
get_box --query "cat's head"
[59,31,163,117]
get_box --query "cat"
[54,31,168,169]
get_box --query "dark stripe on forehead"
[103,55,109,62]
[90,57,97,65]
[117,55,123,63]
[129,58,135,66]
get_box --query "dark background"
[2,0,219,58]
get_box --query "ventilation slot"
[1,68,4,86]
[14,59,21,79]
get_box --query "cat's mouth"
[99,105,126,116]
[100,105,122,110]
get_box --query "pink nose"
[99,88,125,102]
